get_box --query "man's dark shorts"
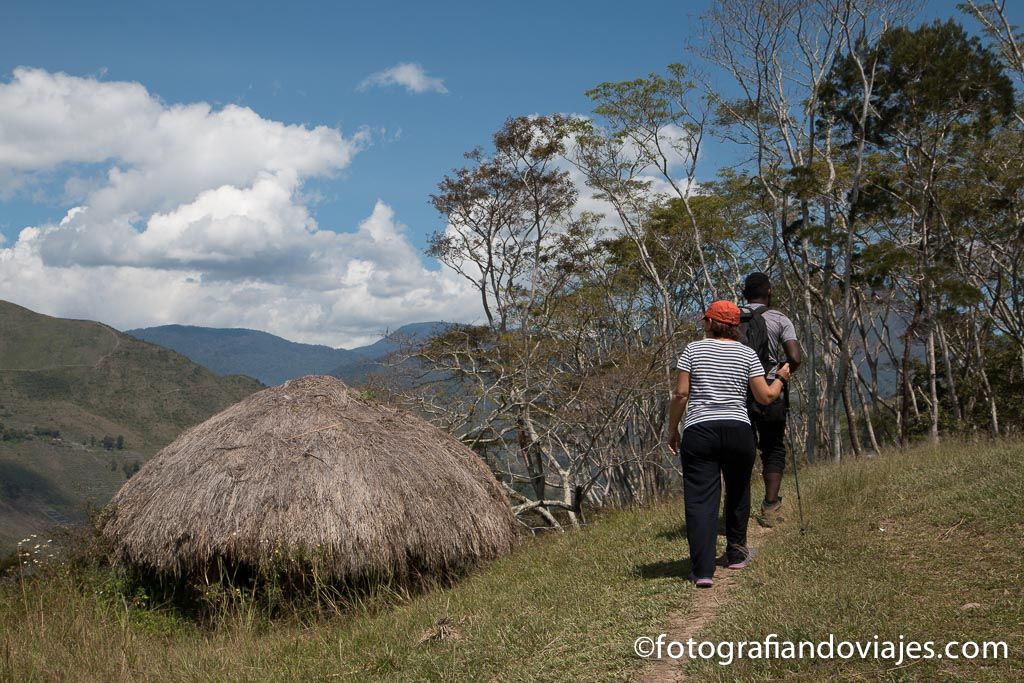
[753,417,786,474]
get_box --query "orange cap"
[702,300,741,326]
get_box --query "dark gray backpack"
[740,306,787,422]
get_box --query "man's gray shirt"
[740,304,798,377]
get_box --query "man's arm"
[751,364,791,403]
[778,313,802,371]
[782,339,802,371]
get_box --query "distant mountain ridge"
[126,321,450,386]
[123,325,356,386]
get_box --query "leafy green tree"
[823,19,1014,444]
[418,115,681,526]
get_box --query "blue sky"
[1,0,713,250]
[1,0,1018,346]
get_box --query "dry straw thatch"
[101,375,519,583]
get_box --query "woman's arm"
[749,363,791,405]
[666,370,690,453]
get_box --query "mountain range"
[126,321,448,386]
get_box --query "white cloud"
[0,68,479,347]
[358,63,448,95]
[2,200,480,347]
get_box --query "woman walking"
[666,300,791,588]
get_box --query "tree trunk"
[852,362,881,454]
[926,327,940,444]
[842,370,863,457]
[800,225,819,464]
[936,321,962,428]
[899,309,919,448]
[971,315,1000,437]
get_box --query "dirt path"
[638,525,770,682]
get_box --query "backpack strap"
[741,304,767,323]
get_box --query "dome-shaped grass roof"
[101,376,518,583]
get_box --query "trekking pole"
[791,448,806,535]
[777,374,806,534]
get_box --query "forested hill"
[0,300,263,552]
[127,321,450,386]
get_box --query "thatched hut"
[101,375,518,583]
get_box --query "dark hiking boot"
[758,497,785,528]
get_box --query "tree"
[702,0,916,460]
[823,19,1014,444]
[409,3,1024,530]
[570,64,714,349]
[414,116,679,528]
[428,115,576,334]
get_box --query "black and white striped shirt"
[675,339,765,429]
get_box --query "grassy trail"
[2,441,1021,681]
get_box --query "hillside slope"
[684,441,1023,681]
[0,301,263,551]
[2,439,1020,681]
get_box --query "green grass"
[2,440,1021,681]
[0,301,116,370]
[690,441,1024,681]
[0,439,141,550]
[1,501,697,682]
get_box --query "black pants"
[753,417,787,475]
[680,419,756,579]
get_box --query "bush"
[0,423,32,442]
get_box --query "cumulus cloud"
[0,68,478,347]
[1,201,480,347]
[358,63,448,95]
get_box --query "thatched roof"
[101,375,518,582]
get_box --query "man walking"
[740,272,802,527]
